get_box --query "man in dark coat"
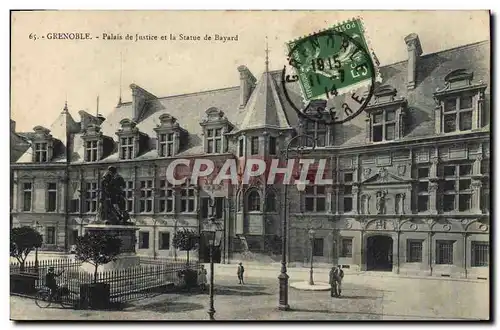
[45,267,64,300]
[237,262,245,284]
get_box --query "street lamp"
[308,229,316,285]
[278,134,316,311]
[202,216,223,320]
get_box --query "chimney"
[130,84,157,122]
[404,33,423,90]
[10,119,15,132]
[238,65,256,109]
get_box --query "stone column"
[471,180,482,213]
[429,181,439,214]
[352,185,359,214]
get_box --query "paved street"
[10,272,489,321]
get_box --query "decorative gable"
[81,124,114,162]
[200,107,234,154]
[31,126,54,162]
[433,69,487,134]
[364,85,408,143]
[361,167,409,185]
[115,118,149,160]
[153,113,188,157]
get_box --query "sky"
[10,10,490,132]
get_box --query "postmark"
[282,17,381,125]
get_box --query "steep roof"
[15,39,490,164]
[237,71,291,132]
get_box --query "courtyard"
[10,271,489,321]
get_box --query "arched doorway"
[366,235,393,271]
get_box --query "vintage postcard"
[10,10,490,321]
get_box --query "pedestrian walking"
[329,266,336,297]
[333,265,344,297]
[198,265,208,292]
[237,262,245,284]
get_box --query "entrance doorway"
[366,235,393,271]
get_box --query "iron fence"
[10,257,200,307]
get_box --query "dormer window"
[35,143,48,162]
[120,137,135,160]
[434,69,487,134]
[154,114,186,158]
[207,128,222,154]
[116,119,148,160]
[200,107,234,154]
[372,109,396,142]
[442,94,473,133]
[85,141,98,162]
[304,121,327,147]
[159,133,175,157]
[31,126,53,163]
[364,85,407,143]
[82,124,107,162]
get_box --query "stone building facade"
[11,34,490,278]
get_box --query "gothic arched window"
[248,190,261,212]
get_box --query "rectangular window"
[417,166,430,212]
[441,163,473,212]
[85,182,98,213]
[436,240,454,265]
[215,197,224,219]
[238,139,244,157]
[46,182,57,212]
[70,199,80,213]
[442,96,473,133]
[269,136,277,155]
[313,238,324,257]
[201,197,209,218]
[305,185,326,212]
[181,183,196,213]
[139,180,154,213]
[372,109,396,142]
[250,136,259,155]
[158,180,173,213]
[124,181,134,213]
[46,226,56,245]
[340,238,353,258]
[70,230,79,245]
[139,232,150,249]
[159,232,171,250]
[34,142,48,162]
[120,136,135,160]
[159,133,175,157]
[471,242,489,267]
[22,182,32,211]
[85,140,98,162]
[343,173,353,212]
[407,240,423,262]
[207,128,223,154]
[305,122,327,147]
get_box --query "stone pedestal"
[80,224,140,273]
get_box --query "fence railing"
[10,257,200,305]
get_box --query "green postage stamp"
[286,17,380,101]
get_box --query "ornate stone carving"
[429,182,439,192]
[443,224,451,231]
[363,168,372,178]
[397,165,406,176]
[409,223,418,231]
[378,167,388,182]
[376,190,388,215]
[375,219,386,230]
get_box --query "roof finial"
[265,36,269,73]
[62,94,68,113]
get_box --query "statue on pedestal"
[98,166,132,225]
